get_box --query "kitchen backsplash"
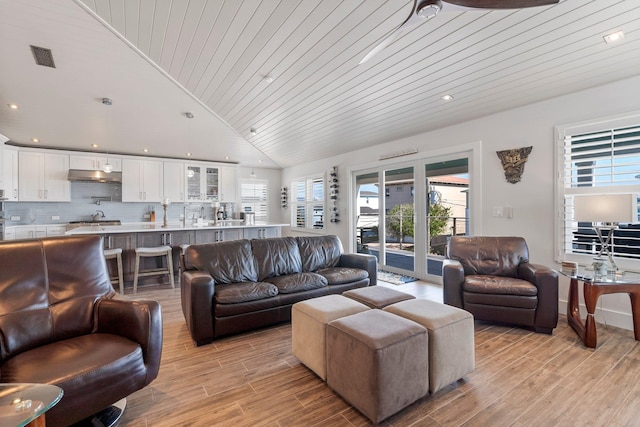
[3,181,215,226]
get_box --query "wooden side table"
[566,270,640,348]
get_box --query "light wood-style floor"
[118,280,640,427]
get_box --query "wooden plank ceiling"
[1,0,639,168]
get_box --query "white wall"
[280,74,640,331]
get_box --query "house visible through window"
[292,175,324,230]
[556,116,640,264]
[240,179,268,221]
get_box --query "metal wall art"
[329,166,340,223]
[496,146,532,184]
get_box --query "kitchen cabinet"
[194,227,242,244]
[243,227,280,240]
[12,225,47,240]
[218,165,237,202]
[186,163,218,202]
[18,151,70,201]
[2,148,19,201]
[163,161,186,203]
[122,158,163,202]
[69,154,121,172]
[46,225,67,236]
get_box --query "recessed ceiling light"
[32,138,39,143]
[250,128,257,136]
[186,152,192,157]
[442,94,454,101]
[225,156,230,160]
[264,75,274,83]
[143,148,149,153]
[8,103,18,110]
[91,143,98,148]
[604,30,624,44]
[259,159,263,163]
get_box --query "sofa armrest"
[442,259,465,308]
[181,270,216,345]
[95,298,162,384]
[339,253,377,285]
[519,262,559,329]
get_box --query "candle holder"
[161,199,170,227]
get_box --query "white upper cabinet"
[163,160,186,203]
[69,154,122,172]
[122,158,163,202]
[2,148,19,200]
[218,165,237,202]
[18,151,70,201]
[186,163,219,202]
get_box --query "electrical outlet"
[10,216,20,221]
[51,215,60,220]
[143,214,150,219]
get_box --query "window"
[292,175,324,230]
[556,115,640,264]
[240,179,268,221]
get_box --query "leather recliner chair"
[442,236,558,334]
[0,235,162,426]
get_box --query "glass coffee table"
[0,383,63,427]
[563,266,640,348]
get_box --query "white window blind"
[559,123,640,262]
[292,175,324,230]
[240,180,268,222]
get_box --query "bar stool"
[178,244,190,279]
[133,245,175,293]
[104,248,124,294]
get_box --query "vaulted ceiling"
[1,0,639,169]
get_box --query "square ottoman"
[384,299,475,393]
[292,294,370,380]
[326,310,429,424]
[343,286,415,309]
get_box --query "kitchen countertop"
[65,221,289,235]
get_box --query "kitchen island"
[66,221,288,291]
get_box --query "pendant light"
[102,98,113,173]
[249,128,257,179]
[186,112,195,178]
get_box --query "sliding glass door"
[354,154,470,280]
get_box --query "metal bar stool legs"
[104,248,124,294]
[133,245,175,293]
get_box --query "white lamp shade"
[574,194,637,223]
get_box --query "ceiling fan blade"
[444,0,558,9]
[360,0,443,64]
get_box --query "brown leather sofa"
[181,235,377,345]
[0,235,162,426]
[442,236,558,334]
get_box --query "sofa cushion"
[215,282,279,304]
[264,273,328,294]
[251,237,302,281]
[317,267,368,285]
[185,240,258,284]
[296,235,343,272]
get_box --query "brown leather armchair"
[443,236,558,334]
[0,235,162,426]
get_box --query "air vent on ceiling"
[30,45,56,68]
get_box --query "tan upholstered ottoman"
[326,310,429,424]
[292,294,370,380]
[342,286,415,309]
[384,299,475,393]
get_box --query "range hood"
[67,169,122,183]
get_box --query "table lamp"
[574,194,637,273]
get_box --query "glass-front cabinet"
[186,163,219,202]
